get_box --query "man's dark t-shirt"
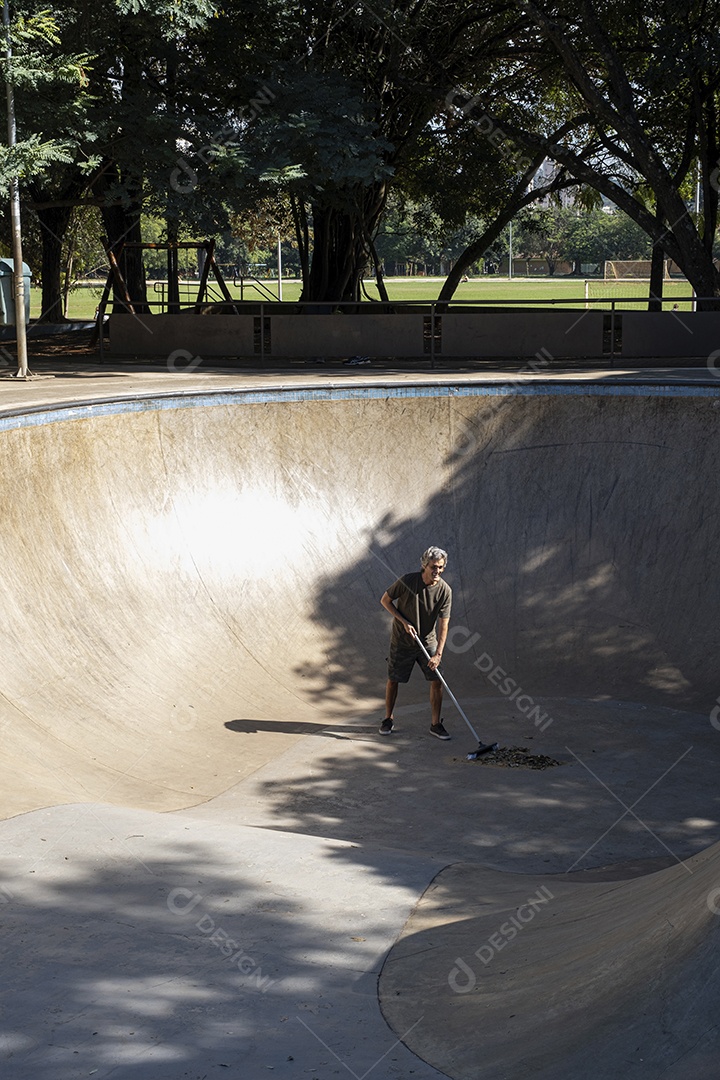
[386,573,452,650]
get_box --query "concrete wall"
[441,312,603,358]
[109,309,720,361]
[269,313,422,356]
[621,312,720,359]
[110,313,256,358]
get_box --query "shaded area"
[380,845,720,1079]
[0,804,446,1080]
[199,696,720,875]
[225,718,362,739]
[305,391,720,715]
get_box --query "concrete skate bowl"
[1,379,720,1079]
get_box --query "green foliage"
[1,9,91,88]
[0,134,74,186]
[515,205,652,269]
[114,0,217,30]
[235,76,396,201]
[0,5,91,197]
[374,194,486,270]
[459,0,720,292]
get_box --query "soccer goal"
[581,260,692,309]
[603,259,671,280]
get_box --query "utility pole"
[4,0,29,377]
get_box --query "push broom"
[413,634,497,760]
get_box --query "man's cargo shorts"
[387,639,442,683]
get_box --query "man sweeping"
[379,546,452,739]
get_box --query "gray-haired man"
[379,546,452,739]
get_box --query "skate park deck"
[0,361,719,1079]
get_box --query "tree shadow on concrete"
[0,807,442,1080]
[265,390,720,871]
[245,695,720,874]
[296,389,720,719]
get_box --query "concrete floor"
[0,363,719,1079]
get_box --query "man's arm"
[380,591,416,637]
[427,616,449,670]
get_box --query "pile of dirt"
[464,745,565,769]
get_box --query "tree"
[12,0,718,317]
[5,1,220,319]
[203,0,523,302]
[373,196,488,275]
[0,3,91,321]
[446,0,720,304]
[514,205,575,275]
[0,5,88,191]
[391,61,591,300]
[513,205,652,274]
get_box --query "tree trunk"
[303,204,362,302]
[101,202,148,314]
[436,156,568,304]
[490,113,720,307]
[366,231,389,302]
[648,205,665,312]
[438,217,512,303]
[290,194,310,293]
[63,240,74,319]
[35,205,73,323]
[678,247,720,310]
[166,214,180,314]
[302,184,387,303]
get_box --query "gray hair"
[421,546,448,567]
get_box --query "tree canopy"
[446,0,720,301]
[2,0,720,311]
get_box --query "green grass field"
[44,276,696,321]
[360,277,695,310]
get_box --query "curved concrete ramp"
[0,380,719,818]
[380,844,720,1079]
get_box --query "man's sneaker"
[430,720,451,740]
[379,717,394,735]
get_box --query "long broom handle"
[413,633,481,744]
